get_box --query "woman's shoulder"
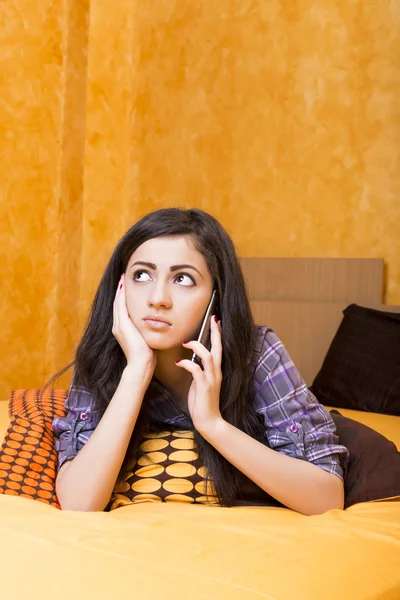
[248,325,281,375]
[52,380,102,437]
[61,370,102,414]
[65,384,100,411]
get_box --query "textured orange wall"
[0,1,65,394]
[0,0,88,394]
[1,0,399,397]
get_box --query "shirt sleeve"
[52,375,104,470]
[251,327,350,481]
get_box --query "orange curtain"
[1,0,399,397]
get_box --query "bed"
[0,258,399,600]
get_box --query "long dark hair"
[45,208,265,506]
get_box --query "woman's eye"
[175,273,195,286]
[133,270,151,282]
[132,270,195,286]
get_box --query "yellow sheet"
[1,400,400,599]
[0,495,399,599]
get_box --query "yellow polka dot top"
[107,428,219,510]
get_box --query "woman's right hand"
[112,274,156,376]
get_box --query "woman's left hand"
[175,315,224,434]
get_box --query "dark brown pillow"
[310,304,400,416]
[329,409,400,508]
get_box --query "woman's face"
[124,235,214,350]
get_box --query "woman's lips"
[143,319,171,329]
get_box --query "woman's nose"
[147,284,172,308]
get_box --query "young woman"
[51,208,349,515]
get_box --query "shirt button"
[80,412,89,421]
[289,423,299,433]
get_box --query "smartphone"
[191,289,218,369]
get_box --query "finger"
[210,315,222,370]
[113,274,124,331]
[116,275,129,325]
[182,341,212,363]
[175,358,205,382]
[121,279,134,321]
[183,315,222,370]
[182,340,214,377]
[113,301,117,332]
[112,284,119,331]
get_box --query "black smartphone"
[191,289,218,369]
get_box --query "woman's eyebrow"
[130,261,204,279]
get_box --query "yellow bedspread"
[0,401,399,599]
[0,495,399,599]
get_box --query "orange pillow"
[0,389,67,508]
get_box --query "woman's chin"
[148,342,172,351]
[143,333,179,351]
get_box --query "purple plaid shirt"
[52,326,350,481]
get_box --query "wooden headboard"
[239,258,399,386]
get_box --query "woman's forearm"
[56,365,152,512]
[199,419,344,516]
